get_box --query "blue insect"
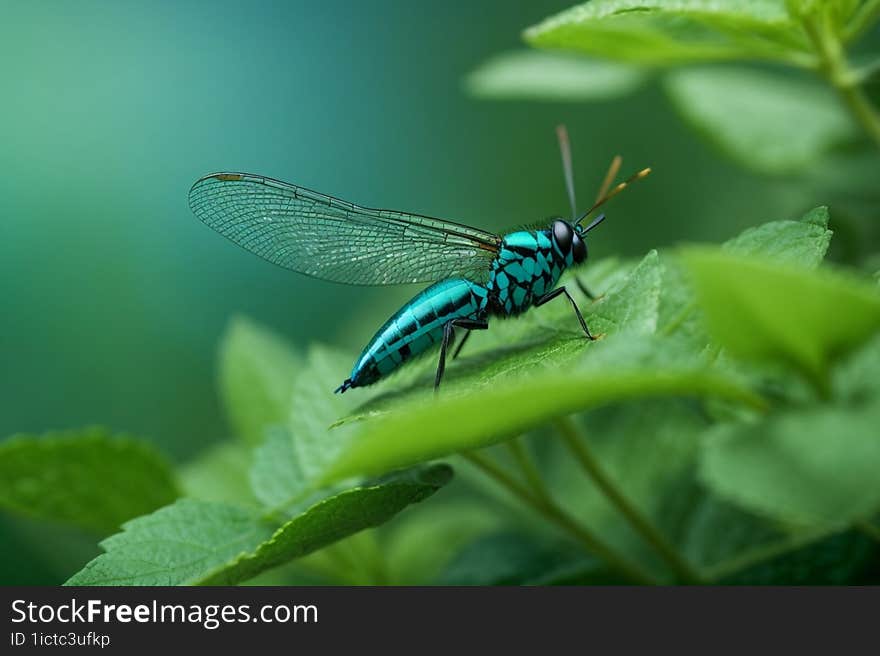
[189,127,649,393]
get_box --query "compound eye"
[552,220,573,253]
[572,233,587,263]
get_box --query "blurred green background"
[1,1,876,583]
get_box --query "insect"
[188,127,649,393]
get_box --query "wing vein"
[188,173,500,286]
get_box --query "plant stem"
[461,450,661,585]
[505,438,552,502]
[705,519,880,582]
[852,57,880,85]
[702,529,832,582]
[554,417,705,584]
[802,8,880,149]
[845,0,880,42]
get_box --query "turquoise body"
[341,228,573,390]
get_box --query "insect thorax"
[487,229,572,316]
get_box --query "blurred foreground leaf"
[466,50,647,101]
[664,68,857,173]
[65,465,450,586]
[0,428,178,534]
[700,400,880,527]
[659,206,832,346]
[322,356,760,485]
[680,246,880,388]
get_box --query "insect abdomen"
[339,278,489,391]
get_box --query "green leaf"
[250,426,304,510]
[525,0,806,65]
[179,440,257,506]
[723,206,832,265]
[248,345,363,514]
[202,465,452,585]
[699,400,880,527]
[588,250,664,335]
[0,428,179,534]
[219,316,300,445]
[66,500,274,586]
[286,345,361,483]
[65,465,451,586]
[437,532,596,585]
[664,67,857,174]
[834,332,880,402]
[659,207,832,345]
[248,425,331,515]
[680,247,880,387]
[322,339,762,484]
[465,50,647,101]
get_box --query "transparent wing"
[188,172,501,285]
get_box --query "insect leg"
[575,278,597,301]
[451,330,471,360]
[451,318,489,360]
[435,319,489,390]
[434,322,455,391]
[535,286,595,340]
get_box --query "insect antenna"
[576,166,652,229]
[556,124,578,221]
[594,155,622,204]
[579,212,606,234]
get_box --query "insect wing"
[188,173,501,285]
